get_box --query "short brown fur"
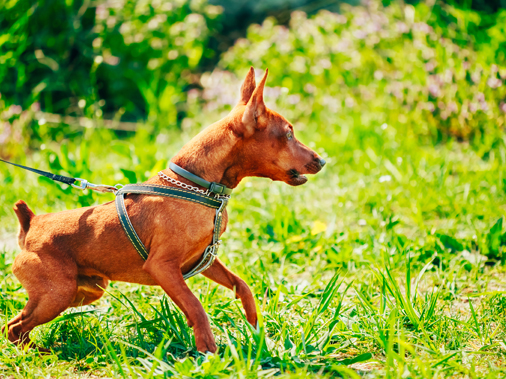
[4,68,324,353]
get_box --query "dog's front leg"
[143,258,217,353]
[203,258,258,328]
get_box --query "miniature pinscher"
[5,68,325,353]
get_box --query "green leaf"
[336,352,373,365]
[120,168,137,184]
[437,233,464,252]
[488,217,503,255]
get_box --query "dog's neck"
[171,118,245,189]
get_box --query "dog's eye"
[286,131,293,140]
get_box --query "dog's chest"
[219,208,229,235]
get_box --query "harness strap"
[115,184,227,280]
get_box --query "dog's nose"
[318,157,326,167]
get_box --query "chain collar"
[158,171,211,196]
[158,170,232,201]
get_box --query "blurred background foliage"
[0,0,505,234]
[1,0,506,153]
[0,0,221,135]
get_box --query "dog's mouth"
[287,169,308,186]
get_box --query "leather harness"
[115,164,232,280]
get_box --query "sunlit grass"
[1,128,506,377]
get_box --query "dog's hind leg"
[4,251,78,347]
[202,258,258,327]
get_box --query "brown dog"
[5,68,325,353]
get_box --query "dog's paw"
[195,329,217,353]
[196,342,217,354]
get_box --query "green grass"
[1,117,506,377]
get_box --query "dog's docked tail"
[13,200,35,249]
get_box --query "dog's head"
[230,67,325,186]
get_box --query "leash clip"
[72,178,119,193]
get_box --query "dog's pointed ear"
[238,67,256,104]
[242,68,268,130]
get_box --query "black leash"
[0,158,76,185]
[0,158,118,192]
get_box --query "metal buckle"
[71,178,119,193]
[209,182,225,194]
[205,240,221,256]
[71,178,88,190]
[87,183,120,193]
